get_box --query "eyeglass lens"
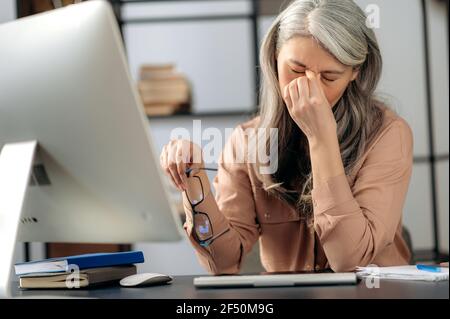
[194,213,213,241]
[185,176,203,205]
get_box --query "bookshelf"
[108,0,261,118]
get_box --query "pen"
[416,264,442,273]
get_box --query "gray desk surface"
[12,275,449,299]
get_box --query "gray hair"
[254,0,385,220]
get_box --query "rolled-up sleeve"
[312,119,414,272]
[183,126,260,274]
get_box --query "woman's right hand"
[159,139,203,191]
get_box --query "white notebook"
[356,265,449,282]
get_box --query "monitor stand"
[0,141,37,298]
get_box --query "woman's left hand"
[283,70,337,145]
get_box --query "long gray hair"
[254,0,385,220]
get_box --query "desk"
[11,275,449,299]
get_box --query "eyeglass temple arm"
[185,167,218,176]
[199,227,231,248]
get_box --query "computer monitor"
[0,0,184,297]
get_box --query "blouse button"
[264,213,271,219]
[315,265,320,271]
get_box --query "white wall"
[0,0,15,24]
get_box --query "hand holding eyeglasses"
[160,139,225,247]
[159,139,204,191]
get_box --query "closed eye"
[322,76,336,82]
[290,69,305,75]
[291,69,336,82]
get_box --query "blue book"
[14,251,144,276]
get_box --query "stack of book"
[137,63,192,116]
[14,251,144,289]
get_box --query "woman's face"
[276,36,359,108]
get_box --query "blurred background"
[1,0,448,275]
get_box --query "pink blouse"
[182,107,413,274]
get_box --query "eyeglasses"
[184,167,229,247]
